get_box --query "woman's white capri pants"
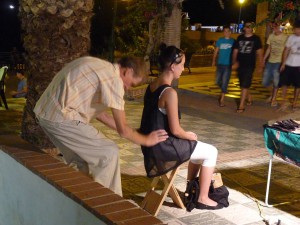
[190,141,218,167]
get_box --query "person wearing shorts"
[232,22,263,113]
[262,22,287,107]
[279,19,300,110]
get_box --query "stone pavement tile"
[160,201,204,218]
[162,218,187,225]
[243,222,266,225]
[216,177,241,190]
[156,211,178,224]
[271,162,300,177]
[233,186,265,203]
[121,175,151,197]
[280,210,300,224]
[222,172,265,189]
[121,163,146,176]
[173,175,187,187]
[246,201,300,220]
[277,178,300,192]
[217,150,268,164]
[178,211,235,225]
[245,202,300,225]
[249,155,271,165]
[227,188,254,205]
[121,154,144,162]
[127,160,145,169]
[213,204,263,225]
[224,159,266,169]
[214,144,238,153]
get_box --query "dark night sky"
[0,0,257,52]
[0,0,22,52]
[182,0,257,25]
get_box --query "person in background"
[262,22,287,107]
[11,70,27,98]
[232,21,263,113]
[279,19,300,111]
[34,56,168,196]
[207,40,215,54]
[212,25,235,107]
[140,44,222,210]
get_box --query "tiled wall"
[0,136,163,225]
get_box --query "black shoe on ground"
[195,202,224,210]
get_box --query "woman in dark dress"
[140,44,222,210]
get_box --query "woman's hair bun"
[159,42,167,52]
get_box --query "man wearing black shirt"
[232,22,263,113]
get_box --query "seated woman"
[140,43,222,210]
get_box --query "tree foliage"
[115,0,154,57]
[252,0,300,25]
[115,0,182,57]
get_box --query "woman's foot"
[196,197,223,210]
[236,108,245,113]
[196,202,223,210]
[246,100,253,106]
[198,197,218,207]
[271,100,278,107]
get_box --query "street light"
[238,0,245,32]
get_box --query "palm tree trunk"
[19,0,94,148]
[162,1,182,48]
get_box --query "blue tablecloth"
[264,125,300,167]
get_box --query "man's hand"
[145,129,168,147]
[280,64,285,72]
[232,62,239,70]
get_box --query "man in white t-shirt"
[279,20,300,110]
[262,23,287,107]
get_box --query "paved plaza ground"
[1,67,300,225]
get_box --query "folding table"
[263,125,300,207]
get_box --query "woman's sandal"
[271,101,278,107]
[246,100,253,106]
[236,108,245,113]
